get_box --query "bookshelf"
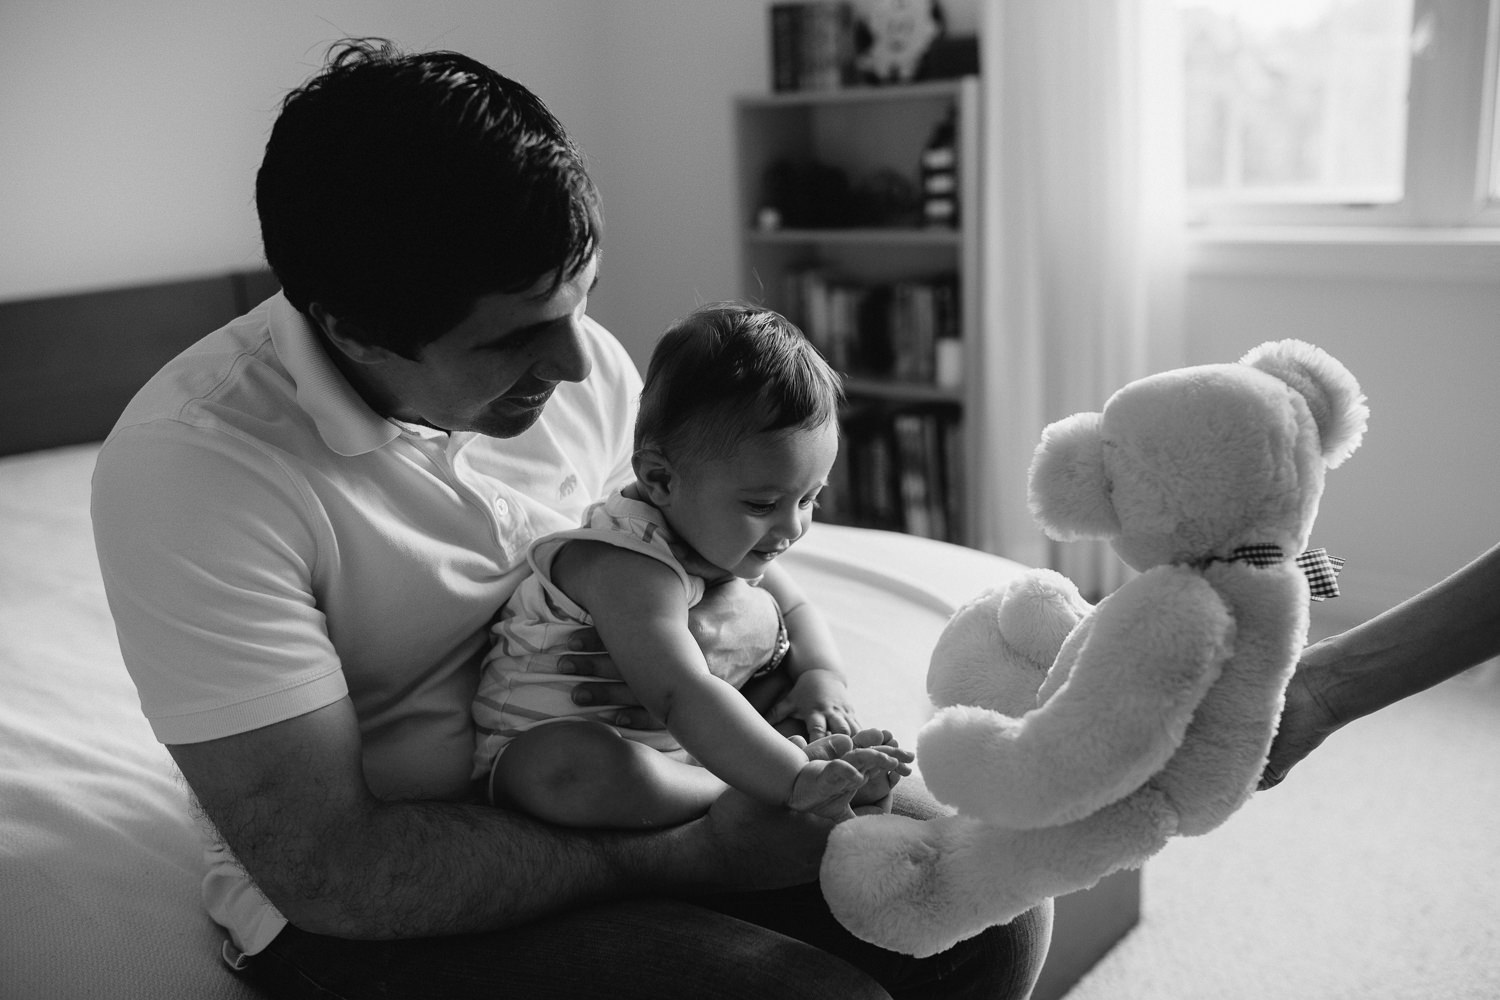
[734,77,982,544]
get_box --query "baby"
[472,302,911,828]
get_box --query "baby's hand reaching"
[769,668,860,740]
[788,731,914,820]
[786,756,866,821]
[845,728,913,806]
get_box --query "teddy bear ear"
[1239,339,1369,469]
[1027,411,1120,540]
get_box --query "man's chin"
[474,407,546,437]
[474,400,548,438]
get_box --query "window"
[1179,0,1500,228]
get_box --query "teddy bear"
[820,339,1368,958]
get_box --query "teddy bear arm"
[920,567,1234,829]
[1152,563,1309,836]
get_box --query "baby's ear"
[1028,412,1120,540]
[632,448,676,506]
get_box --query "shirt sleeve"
[92,421,347,744]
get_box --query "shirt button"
[494,497,509,517]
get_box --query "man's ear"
[309,303,396,365]
[633,448,676,507]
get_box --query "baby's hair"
[635,302,843,467]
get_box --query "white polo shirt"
[91,292,640,953]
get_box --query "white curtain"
[972,0,1185,600]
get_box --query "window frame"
[1185,0,1500,231]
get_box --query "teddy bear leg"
[820,792,1175,958]
[927,569,1091,716]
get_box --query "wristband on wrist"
[753,601,791,680]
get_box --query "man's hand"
[557,627,651,726]
[683,729,885,890]
[688,788,833,890]
[564,581,780,726]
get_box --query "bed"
[0,272,1138,999]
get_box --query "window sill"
[1184,227,1500,283]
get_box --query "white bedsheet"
[0,443,1026,999]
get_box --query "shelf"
[841,377,963,404]
[737,79,973,109]
[746,227,962,246]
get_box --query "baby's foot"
[787,758,865,820]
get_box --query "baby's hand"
[769,668,859,740]
[846,728,914,806]
[786,756,866,821]
[788,731,914,820]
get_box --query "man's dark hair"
[256,38,602,355]
[635,303,844,467]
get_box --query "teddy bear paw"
[927,569,1089,716]
[820,814,963,956]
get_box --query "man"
[92,40,1050,999]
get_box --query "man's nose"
[536,316,592,384]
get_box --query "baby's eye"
[798,494,821,510]
[745,501,777,516]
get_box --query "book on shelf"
[823,403,960,542]
[785,267,960,388]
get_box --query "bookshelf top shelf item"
[737,78,976,109]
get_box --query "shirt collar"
[268,294,402,457]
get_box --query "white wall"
[0,0,774,364]
[3,0,1489,621]
[0,3,592,291]
[1185,244,1500,633]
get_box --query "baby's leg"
[490,721,726,829]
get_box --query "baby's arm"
[553,541,885,818]
[757,562,858,739]
[757,563,914,801]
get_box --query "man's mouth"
[503,386,554,410]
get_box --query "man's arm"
[169,696,833,940]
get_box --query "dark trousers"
[242,787,1053,1000]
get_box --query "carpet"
[1060,662,1500,1000]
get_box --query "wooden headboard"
[0,269,280,457]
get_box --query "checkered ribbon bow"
[1230,544,1345,600]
